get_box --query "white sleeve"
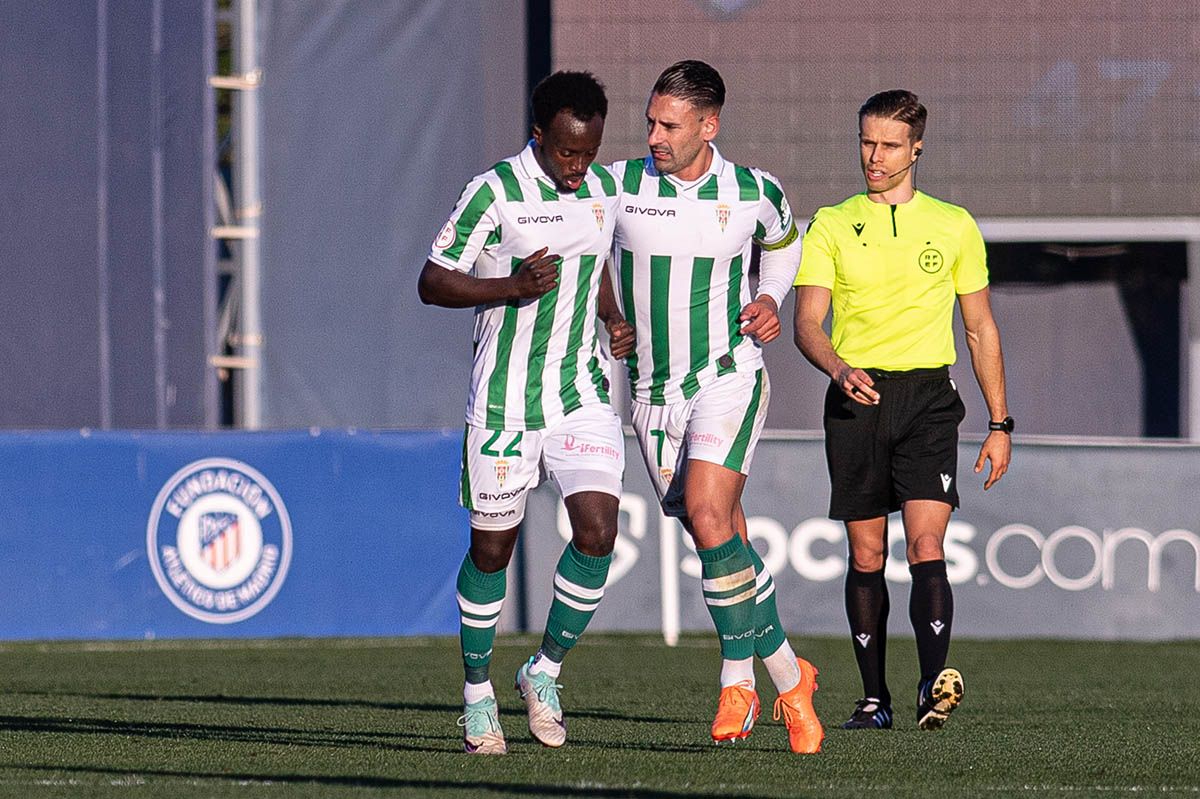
[427,174,499,272]
[755,232,802,309]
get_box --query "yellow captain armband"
[759,221,799,251]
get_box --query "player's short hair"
[531,71,608,130]
[859,89,927,141]
[651,60,725,112]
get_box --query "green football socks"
[746,543,787,658]
[456,552,507,684]
[697,535,757,660]
[539,542,612,663]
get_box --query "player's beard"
[649,148,674,174]
[652,139,705,178]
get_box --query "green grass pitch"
[0,634,1197,797]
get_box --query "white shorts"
[631,368,770,517]
[460,403,625,531]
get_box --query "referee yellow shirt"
[795,191,988,370]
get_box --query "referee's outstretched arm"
[959,286,1011,489]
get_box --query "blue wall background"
[0,430,466,639]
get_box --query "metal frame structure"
[978,217,1200,441]
[208,0,263,429]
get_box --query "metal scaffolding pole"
[1188,240,1200,441]
[209,0,263,429]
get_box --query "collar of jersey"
[516,139,555,190]
[646,144,726,190]
[856,189,927,210]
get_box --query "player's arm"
[740,173,799,343]
[959,286,1010,489]
[738,292,780,343]
[739,234,801,344]
[793,285,878,405]
[417,248,561,308]
[596,263,635,360]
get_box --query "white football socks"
[719,656,755,688]
[528,650,562,679]
[761,640,802,693]
[463,679,495,705]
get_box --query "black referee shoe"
[917,667,964,730]
[841,697,893,729]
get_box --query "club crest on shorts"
[494,459,510,487]
[146,457,293,624]
[592,202,605,230]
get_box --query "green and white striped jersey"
[428,143,621,430]
[610,147,798,405]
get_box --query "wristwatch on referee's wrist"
[988,416,1015,434]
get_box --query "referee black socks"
[845,566,891,706]
[909,559,954,681]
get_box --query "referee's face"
[646,93,719,182]
[859,115,921,198]
[532,110,605,193]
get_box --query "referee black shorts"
[823,366,966,522]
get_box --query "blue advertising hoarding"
[3,430,1196,641]
[0,430,467,639]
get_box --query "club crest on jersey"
[434,220,456,250]
[147,457,293,624]
[592,202,605,230]
[494,459,510,487]
[659,467,674,485]
[716,203,731,232]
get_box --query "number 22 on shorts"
[480,430,522,458]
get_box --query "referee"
[793,90,1011,731]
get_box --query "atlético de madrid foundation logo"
[147,457,293,624]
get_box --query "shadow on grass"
[569,707,694,724]
[0,712,723,756]
[18,691,697,724]
[16,690,460,714]
[12,764,770,798]
[0,714,452,754]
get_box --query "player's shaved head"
[859,89,927,142]
[652,60,725,112]
[531,71,608,130]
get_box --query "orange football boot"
[772,657,824,753]
[711,680,760,743]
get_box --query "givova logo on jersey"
[147,458,293,624]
